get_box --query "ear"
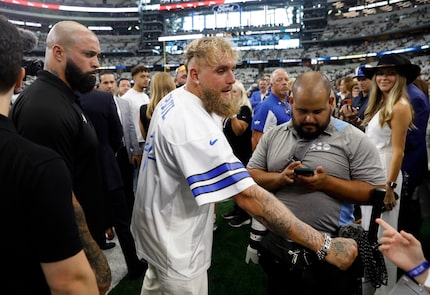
[328,95,334,107]
[289,95,294,105]
[14,67,26,90]
[188,67,199,85]
[52,44,64,62]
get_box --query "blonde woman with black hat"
[360,53,421,295]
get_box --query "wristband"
[406,261,430,278]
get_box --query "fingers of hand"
[284,173,295,184]
[352,108,358,115]
[376,218,395,231]
[288,161,302,169]
[282,169,296,184]
[399,230,418,245]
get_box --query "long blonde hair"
[146,72,176,119]
[363,73,414,128]
[232,80,252,111]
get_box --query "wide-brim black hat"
[361,53,421,84]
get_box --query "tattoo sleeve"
[237,184,323,252]
[72,194,112,295]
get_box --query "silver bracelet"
[316,233,332,260]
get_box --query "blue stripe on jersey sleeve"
[187,162,251,197]
[187,162,245,185]
[191,170,251,197]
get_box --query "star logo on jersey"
[209,139,218,146]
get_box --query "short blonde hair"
[183,37,238,68]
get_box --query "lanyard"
[281,136,318,172]
[293,137,318,161]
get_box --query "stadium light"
[159,34,203,42]
[88,26,113,31]
[9,19,42,27]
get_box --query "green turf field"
[108,200,265,295]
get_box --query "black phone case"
[294,167,314,176]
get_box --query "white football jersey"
[131,87,255,280]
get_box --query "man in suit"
[249,77,269,110]
[99,70,141,218]
[80,89,147,280]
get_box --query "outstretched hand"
[376,218,426,272]
[325,237,358,270]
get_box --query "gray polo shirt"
[248,117,385,234]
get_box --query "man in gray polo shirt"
[246,71,386,295]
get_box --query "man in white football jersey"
[131,36,358,295]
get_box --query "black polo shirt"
[10,70,106,245]
[0,115,81,294]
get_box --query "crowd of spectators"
[5,10,430,293]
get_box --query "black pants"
[259,248,362,295]
[116,146,135,219]
[110,187,142,273]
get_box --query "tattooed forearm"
[235,184,358,270]
[238,184,323,252]
[72,194,112,295]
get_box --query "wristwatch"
[316,233,332,260]
[386,182,397,189]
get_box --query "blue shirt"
[402,83,430,190]
[249,90,268,110]
[251,92,291,133]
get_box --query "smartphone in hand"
[294,167,314,176]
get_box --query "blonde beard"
[201,87,239,118]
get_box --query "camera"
[22,59,44,78]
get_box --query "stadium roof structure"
[1,0,429,72]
